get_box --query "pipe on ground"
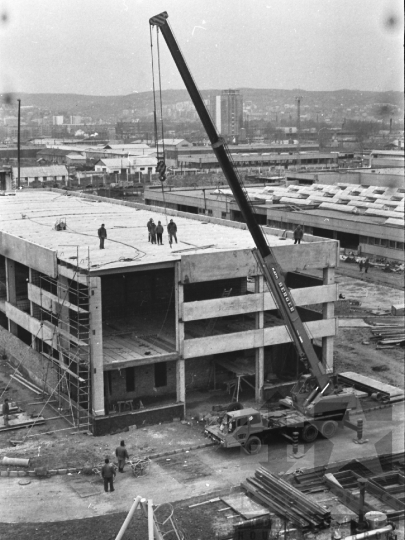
[2,457,31,467]
[343,525,393,540]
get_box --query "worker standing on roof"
[156,221,164,245]
[168,219,178,246]
[150,220,157,244]
[2,398,10,427]
[147,218,154,242]
[293,225,303,245]
[98,224,107,249]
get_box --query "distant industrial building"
[11,165,69,186]
[145,171,404,262]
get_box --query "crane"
[149,12,354,420]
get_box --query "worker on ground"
[115,440,129,472]
[359,259,363,272]
[101,457,116,492]
[168,219,178,246]
[293,225,303,245]
[364,258,370,274]
[2,398,10,427]
[156,221,164,245]
[147,218,154,242]
[98,224,107,249]
[150,220,157,244]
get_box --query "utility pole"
[17,99,21,189]
[295,96,302,169]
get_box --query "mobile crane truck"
[149,12,389,454]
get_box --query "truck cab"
[205,408,264,452]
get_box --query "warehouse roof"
[11,165,69,178]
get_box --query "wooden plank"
[0,231,57,278]
[221,493,269,519]
[184,319,336,358]
[183,284,337,321]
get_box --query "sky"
[0,0,403,96]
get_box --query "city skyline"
[0,0,403,97]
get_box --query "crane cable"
[150,25,171,247]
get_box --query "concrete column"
[89,276,105,416]
[322,267,335,374]
[175,263,185,405]
[255,275,264,402]
[5,257,18,335]
[57,275,71,351]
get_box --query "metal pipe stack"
[242,466,331,531]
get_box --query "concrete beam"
[183,284,337,321]
[28,283,89,315]
[180,243,338,283]
[322,267,335,374]
[89,277,104,416]
[183,318,336,359]
[0,232,57,277]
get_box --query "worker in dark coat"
[364,258,370,273]
[150,221,157,244]
[98,224,107,249]
[147,218,154,242]
[101,457,116,492]
[167,219,178,246]
[156,221,164,245]
[115,440,129,472]
[293,225,303,245]
[2,398,10,427]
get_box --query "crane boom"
[149,11,331,395]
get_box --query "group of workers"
[97,219,178,249]
[101,440,130,493]
[147,218,178,246]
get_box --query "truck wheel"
[320,420,338,439]
[243,436,262,455]
[301,424,319,443]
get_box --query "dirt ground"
[0,500,220,540]
[0,267,404,540]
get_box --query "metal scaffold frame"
[31,246,92,432]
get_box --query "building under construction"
[0,190,338,435]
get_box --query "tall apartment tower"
[210,89,243,142]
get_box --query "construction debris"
[370,325,405,347]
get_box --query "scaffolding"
[31,246,92,432]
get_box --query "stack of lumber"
[370,324,405,348]
[242,466,331,530]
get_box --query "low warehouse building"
[0,190,338,435]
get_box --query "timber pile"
[242,467,331,530]
[370,324,405,348]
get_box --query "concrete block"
[0,470,9,477]
[28,471,36,477]
[9,471,18,477]
[391,304,405,316]
[49,470,57,476]
[57,469,68,475]
[18,471,27,477]
[68,468,77,474]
